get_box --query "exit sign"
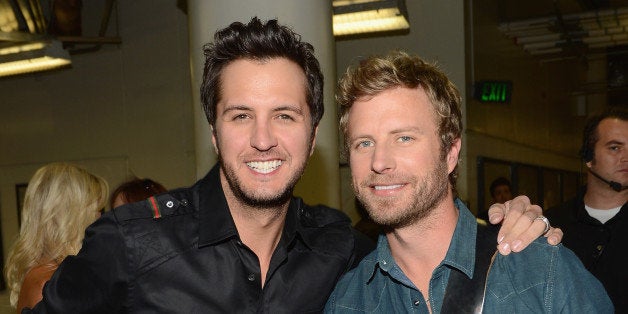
[474,81,512,103]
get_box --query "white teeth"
[374,184,403,191]
[247,160,282,174]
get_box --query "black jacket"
[28,165,374,313]
[545,187,627,313]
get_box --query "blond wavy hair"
[4,163,108,307]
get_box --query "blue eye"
[356,140,373,148]
[398,136,413,142]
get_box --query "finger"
[544,227,563,246]
[510,210,548,253]
[487,203,505,224]
[499,204,545,253]
[496,196,529,243]
[499,209,545,252]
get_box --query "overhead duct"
[499,7,628,55]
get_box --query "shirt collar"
[371,234,415,287]
[368,198,477,284]
[197,164,238,246]
[196,164,303,249]
[442,199,477,279]
[281,197,303,248]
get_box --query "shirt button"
[413,300,420,306]
[247,274,255,281]
[166,201,174,208]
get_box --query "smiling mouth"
[247,160,282,174]
[373,184,404,191]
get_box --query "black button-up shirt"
[28,165,374,313]
[545,187,628,313]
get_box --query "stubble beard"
[217,140,312,210]
[355,159,450,229]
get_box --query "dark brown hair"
[489,177,512,197]
[580,107,628,162]
[109,178,167,209]
[200,17,324,133]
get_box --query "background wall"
[0,2,194,311]
[465,0,606,214]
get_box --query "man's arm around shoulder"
[24,212,130,313]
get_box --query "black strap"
[441,223,497,313]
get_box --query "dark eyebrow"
[221,105,251,115]
[604,140,625,146]
[221,105,253,116]
[274,105,304,116]
[221,104,305,117]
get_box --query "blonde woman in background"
[4,163,108,312]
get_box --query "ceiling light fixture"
[499,7,628,56]
[333,0,410,37]
[0,39,71,78]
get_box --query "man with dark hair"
[546,107,627,312]
[490,177,512,204]
[326,51,612,313]
[26,19,559,313]
[478,177,513,221]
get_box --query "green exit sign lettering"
[474,81,512,103]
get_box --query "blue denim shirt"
[326,199,613,313]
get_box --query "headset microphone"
[588,169,628,192]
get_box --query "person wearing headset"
[546,107,627,313]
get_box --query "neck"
[221,174,290,287]
[386,194,459,294]
[584,174,628,209]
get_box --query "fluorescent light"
[334,8,409,36]
[333,0,410,37]
[0,42,47,55]
[0,40,71,77]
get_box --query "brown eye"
[233,113,249,120]
[277,113,295,121]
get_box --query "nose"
[250,119,278,151]
[371,144,395,174]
